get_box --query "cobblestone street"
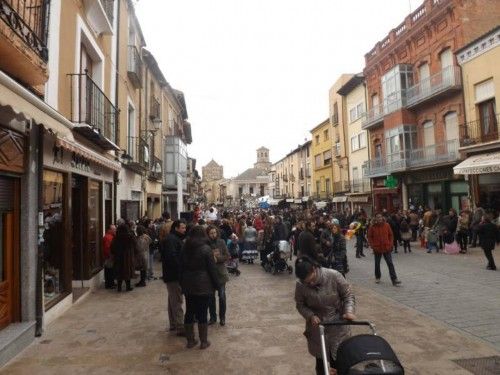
[2,248,500,375]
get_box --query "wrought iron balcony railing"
[362,102,384,129]
[125,136,149,170]
[459,114,499,148]
[0,0,50,61]
[69,72,117,145]
[350,179,371,193]
[127,45,142,88]
[406,66,461,107]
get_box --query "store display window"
[42,170,66,308]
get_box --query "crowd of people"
[100,203,498,372]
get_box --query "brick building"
[362,0,500,213]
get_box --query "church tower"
[254,147,271,171]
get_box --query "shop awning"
[453,152,500,175]
[332,196,347,203]
[56,137,121,172]
[0,71,74,141]
[348,196,369,203]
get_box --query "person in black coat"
[478,215,498,270]
[297,220,321,262]
[160,219,186,336]
[180,225,220,350]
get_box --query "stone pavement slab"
[1,257,499,374]
[346,242,500,350]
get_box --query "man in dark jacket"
[160,219,186,336]
[478,215,498,270]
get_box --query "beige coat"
[295,268,355,359]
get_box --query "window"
[316,180,320,194]
[381,65,413,112]
[351,135,359,152]
[419,63,430,94]
[372,94,380,115]
[475,79,495,103]
[351,132,367,152]
[478,99,498,142]
[323,150,332,165]
[335,142,341,155]
[333,102,339,124]
[249,187,254,195]
[349,102,365,123]
[315,154,322,168]
[323,129,329,141]
[127,104,135,158]
[440,48,453,69]
[315,135,320,145]
[444,112,458,142]
[423,121,435,147]
[325,179,331,194]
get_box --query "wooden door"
[0,177,20,330]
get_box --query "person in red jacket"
[103,224,116,289]
[367,214,401,287]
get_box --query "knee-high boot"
[198,323,210,349]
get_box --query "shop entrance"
[72,175,86,281]
[0,176,20,330]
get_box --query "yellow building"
[329,74,354,210]
[310,118,334,200]
[273,141,312,200]
[454,26,500,211]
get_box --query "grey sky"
[135,0,423,178]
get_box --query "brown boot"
[198,323,211,349]
[184,324,198,349]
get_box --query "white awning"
[332,196,347,203]
[453,152,500,175]
[0,71,74,141]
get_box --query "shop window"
[42,170,66,309]
[88,180,101,274]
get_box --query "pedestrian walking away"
[160,219,187,336]
[181,225,220,350]
[367,214,402,286]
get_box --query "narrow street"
[2,248,499,375]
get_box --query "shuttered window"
[475,79,495,103]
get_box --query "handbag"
[444,241,460,255]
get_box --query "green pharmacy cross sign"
[384,175,398,188]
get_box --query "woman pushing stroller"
[295,256,356,374]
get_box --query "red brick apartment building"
[362,0,500,212]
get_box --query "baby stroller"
[265,240,293,275]
[319,320,404,375]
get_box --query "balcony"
[148,156,162,181]
[83,0,114,35]
[362,102,384,130]
[406,66,461,108]
[0,0,50,86]
[364,140,460,177]
[350,179,371,193]
[164,135,188,191]
[127,45,142,88]
[124,135,148,173]
[69,73,118,150]
[459,114,499,149]
[333,180,350,193]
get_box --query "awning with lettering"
[56,137,121,172]
[348,196,370,203]
[453,152,500,175]
[332,196,348,203]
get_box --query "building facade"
[329,74,354,210]
[337,74,373,215]
[311,119,334,200]
[202,160,224,182]
[454,26,500,212]
[362,0,500,213]
[273,141,311,201]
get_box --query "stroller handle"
[320,320,376,335]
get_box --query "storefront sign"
[71,152,91,172]
[405,168,453,184]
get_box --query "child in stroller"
[226,234,241,276]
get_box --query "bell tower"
[254,147,271,171]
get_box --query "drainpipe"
[113,0,121,222]
[35,123,44,336]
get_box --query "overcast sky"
[135,0,423,178]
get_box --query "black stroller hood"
[336,334,404,375]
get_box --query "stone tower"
[254,147,271,171]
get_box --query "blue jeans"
[209,284,227,321]
[374,252,398,281]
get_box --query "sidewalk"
[1,261,499,374]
